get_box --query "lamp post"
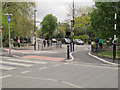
[4,13,13,56]
[34,10,37,50]
[72,0,75,51]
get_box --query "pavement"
[0,44,119,88]
[1,55,118,88]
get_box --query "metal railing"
[91,42,120,60]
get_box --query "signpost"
[5,13,13,56]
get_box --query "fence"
[37,41,62,50]
[91,42,120,60]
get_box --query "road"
[0,45,118,88]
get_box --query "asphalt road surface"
[0,45,118,88]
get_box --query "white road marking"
[65,52,75,62]
[71,63,118,69]
[21,70,31,74]
[12,55,20,58]
[0,61,32,67]
[40,67,47,70]
[54,64,60,67]
[2,57,10,59]
[0,65,16,70]
[16,75,82,88]
[88,52,118,66]
[61,81,82,88]
[7,59,47,64]
[0,75,12,79]
[16,75,57,82]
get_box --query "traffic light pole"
[34,10,37,50]
[73,0,75,51]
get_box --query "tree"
[2,2,36,38]
[66,4,92,36]
[40,14,58,38]
[53,22,71,39]
[89,2,120,40]
[74,13,90,35]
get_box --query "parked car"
[74,39,84,45]
[62,38,71,44]
[52,38,57,43]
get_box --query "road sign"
[8,16,10,23]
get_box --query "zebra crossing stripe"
[0,61,32,67]
[0,75,12,79]
[0,65,16,70]
[7,59,47,64]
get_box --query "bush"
[13,41,18,47]
[3,39,9,47]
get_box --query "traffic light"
[73,19,75,22]
[35,26,38,31]
[35,26,38,29]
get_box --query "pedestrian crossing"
[0,65,16,70]
[0,56,48,71]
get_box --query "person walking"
[43,39,46,47]
[47,40,50,47]
[95,37,99,51]
[17,37,20,47]
[25,36,30,47]
[99,38,103,49]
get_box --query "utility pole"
[72,0,75,51]
[34,10,37,50]
[4,13,13,56]
[113,2,117,62]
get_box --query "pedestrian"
[95,37,99,51]
[99,38,103,49]
[47,40,50,47]
[25,36,30,47]
[43,39,46,47]
[88,39,91,45]
[17,37,20,47]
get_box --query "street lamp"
[72,0,75,51]
[34,10,37,50]
[4,13,13,56]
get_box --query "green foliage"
[40,14,57,37]
[36,29,42,38]
[3,39,9,47]
[89,2,120,39]
[2,2,35,38]
[57,23,71,38]
[13,41,18,47]
[74,14,90,35]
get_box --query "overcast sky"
[35,0,94,27]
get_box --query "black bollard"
[70,43,72,52]
[42,43,43,50]
[113,43,116,62]
[73,42,74,51]
[67,45,70,59]
[38,43,39,50]
[91,45,94,52]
